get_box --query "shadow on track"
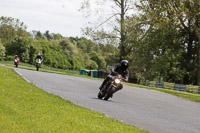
[91,97,115,102]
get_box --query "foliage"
[0,40,5,60]
[59,39,78,57]
[38,40,72,69]
[0,16,28,42]
[122,0,200,85]
[89,51,106,70]
[6,36,33,62]
[0,16,33,63]
[0,16,117,70]
[2,1,200,86]
[80,0,136,59]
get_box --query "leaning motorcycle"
[35,59,42,71]
[98,74,123,100]
[14,58,19,68]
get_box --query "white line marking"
[15,70,31,83]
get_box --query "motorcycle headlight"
[115,79,120,84]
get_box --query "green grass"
[125,83,200,103]
[0,61,80,76]
[0,66,147,133]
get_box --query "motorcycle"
[98,74,123,100]
[35,58,42,71]
[14,58,19,68]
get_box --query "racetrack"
[14,68,200,133]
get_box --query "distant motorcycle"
[35,58,42,71]
[14,58,19,68]
[98,74,123,100]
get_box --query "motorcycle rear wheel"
[104,87,115,100]
[97,91,104,99]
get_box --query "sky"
[0,0,90,37]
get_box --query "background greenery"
[1,0,200,85]
[0,16,118,71]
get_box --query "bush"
[88,60,98,69]
[89,51,106,70]
[5,55,14,61]
[0,42,5,61]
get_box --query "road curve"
[13,68,200,133]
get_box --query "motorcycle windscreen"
[36,59,41,63]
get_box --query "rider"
[14,55,20,63]
[35,54,43,62]
[14,55,19,60]
[99,60,129,91]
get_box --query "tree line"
[0,16,118,71]
[130,0,200,85]
[1,0,200,85]
[81,0,200,85]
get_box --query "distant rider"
[14,55,20,67]
[99,60,129,91]
[35,54,43,63]
[14,55,19,61]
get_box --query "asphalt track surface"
[13,67,200,133]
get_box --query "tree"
[0,16,28,42]
[38,40,72,69]
[52,33,63,40]
[133,0,200,84]
[44,30,52,40]
[31,30,47,40]
[185,0,200,85]
[90,51,106,69]
[59,39,78,57]
[0,16,31,62]
[80,0,135,59]
[99,43,120,65]
[6,36,33,62]
[0,40,5,60]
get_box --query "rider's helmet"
[121,60,128,70]
[36,54,41,59]
[15,55,18,58]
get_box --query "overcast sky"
[0,0,90,37]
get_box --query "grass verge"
[0,65,147,133]
[0,61,89,78]
[125,83,200,103]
